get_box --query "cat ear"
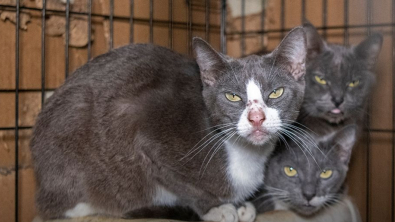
[332,125,357,165]
[270,26,307,81]
[193,37,227,86]
[303,21,326,59]
[353,33,383,70]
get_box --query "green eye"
[284,166,297,177]
[320,169,333,179]
[348,80,360,87]
[315,76,327,85]
[225,93,241,102]
[269,87,284,99]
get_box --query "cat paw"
[237,202,256,222]
[202,203,238,222]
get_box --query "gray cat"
[299,22,383,137]
[254,125,357,217]
[30,27,307,221]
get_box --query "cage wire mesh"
[0,0,394,222]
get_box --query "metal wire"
[205,0,210,42]
[130,0,134,43]
[220,0,226,54]
[150,0,153,43]
[241,0,245,56]
[88,0,92,60]
[65,0,70,78]
[168,0,173,48]
[392,0,395,219]
[366,0,373,220]
[109,0,114,49]
[15,1,20,221]
[41,0,46,106]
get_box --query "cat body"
[31,28,307,221]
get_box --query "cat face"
[302,23,382,124]
[193,28,307,145]
[264,126,356,215]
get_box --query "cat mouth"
[248,129,269,144]
[328,108,343,115]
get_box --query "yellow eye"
[315,76,327,85]
[225,93,241,102]
[269,87,284,99]
[320,169,333,179]
[348,80,360,87]
[284,166,297,177]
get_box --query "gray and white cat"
[30,27,307,221]
[299,22,383,137]
[254,125,357,216]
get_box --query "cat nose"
[248,109,265,127]
[331,97,344,107]
[303,189,316,201]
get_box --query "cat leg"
[201,204,238,222]
[237,202,256,222]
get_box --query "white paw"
[202,203,238,222]
[237,202,256,222]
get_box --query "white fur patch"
[64,203,99,218]
[246,79,264,103]
[237,79,282,145]
[153,185,178,206]
[202,203,238,222]
[225,137,275,202]
[309,196,327,207]
[237,202,256,222]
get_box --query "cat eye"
[320,169,333,179]
[225,93,242,102]
[269,87,284,99]
[284,166,297,177]
[348,80,360,87]
[314,76,327,85]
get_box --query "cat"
[298,22,383,138]
[253,125,358,218]
[30,27,308,221]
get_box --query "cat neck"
[224,135,276,202]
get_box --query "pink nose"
[248,109,265,127]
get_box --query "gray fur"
[299,22,383,136]
[30,28,307,220]
[254,126,357,216]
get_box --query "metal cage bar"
[109,0,114,49]
[241,0,245,56]
[150,0,154,43]
[65,0,70,78]
[41,0,46,106]
[366,0,373,220]
[205,0,210,42]
[392,0,395,220]
[220,0,226,54]
[130,0,134,43]
[87,0,92,60]
[169,0,173,48]
[14,1,20,221]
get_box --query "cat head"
[302,22,382,124]
[192,27,307,146]
[264,125,357,215]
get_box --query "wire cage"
[0,0,394,222]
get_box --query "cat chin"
[292,205,322,216]
[246,134,272,146]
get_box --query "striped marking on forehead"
[246,79,264,103]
